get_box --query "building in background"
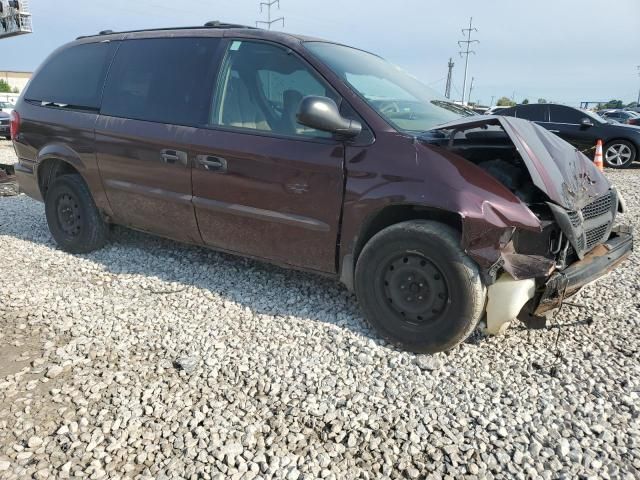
[0,70,30,103]
[0,70,30,92]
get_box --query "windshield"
[582,109,607,124]
[304,42,465,132]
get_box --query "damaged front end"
[426,116,634,334]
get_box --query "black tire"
[45,174,107,253]
[355,220,486,353]
[603,140,636,168]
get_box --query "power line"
[458,17,479,105]
[444,57,454,99]
[256,0,284,30]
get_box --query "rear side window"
[101,38,221,126]
[25,42,116,110]
[549,105,582,124]
[516,104,548,122]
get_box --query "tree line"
[495,96,637,109]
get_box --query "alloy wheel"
[605,143,633,166]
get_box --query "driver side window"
[211,40,337,138]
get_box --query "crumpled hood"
[433,115,610,211]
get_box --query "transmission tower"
[444,58,454,99]
[458,17,479,105]
[256,0,284,30]
[468,76,475,105]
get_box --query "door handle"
[160,149,188,166]
[548,130,560,133]
[197,155,227,172]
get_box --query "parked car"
[0,101,14,114]
[0,111,11,138]
[484,105,511,115]
[599,109,640,126]
[494,103,640,168]
[11,23,633,352]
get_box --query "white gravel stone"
[45,365,63,379]
[1,139,639,478]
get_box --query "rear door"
[96,37,222,243]
[546,105,595,152]
[190,39,345,272]
[515,104,549,124]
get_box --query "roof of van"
[76,22,325,43]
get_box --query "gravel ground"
[0,138,639,479]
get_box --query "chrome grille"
[585,224,609,250]
[551,191,616,260]
[582,193,612,219]
[567,211,581,227]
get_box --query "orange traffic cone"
[594,139,604,172]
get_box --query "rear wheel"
[45,174,107,253]
[355,220,486,353]
[604,140,636,168]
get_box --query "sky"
[2,0,639,106]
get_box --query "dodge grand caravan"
[11,22,633,353]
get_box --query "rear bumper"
[14,158,42,201]
[534,227,633,315]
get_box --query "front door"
[191,39,345,272]
[96,36,222,243]
[545,105,596,152]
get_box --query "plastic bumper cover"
[534,227,633,315]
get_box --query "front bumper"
[534,227,633,315]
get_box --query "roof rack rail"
[76,21,256,40]
[203,20,256,29]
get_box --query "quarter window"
[211,40,337,138]
[101,38,221,126]
[25,42,116,109]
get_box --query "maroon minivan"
[11,23,633,352]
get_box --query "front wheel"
[355,220,486,353]
[45,174,107,253]
[604,140,636,168]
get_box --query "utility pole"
[444,57,454,99]
[256,0,284,30]
[468,76,475,105]
[458,17,479,105]
[490,95,495,107]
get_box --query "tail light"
[9,110,19,138]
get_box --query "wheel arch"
[339,204,463,290]
[604,137,638,147]
[37,158,83,199]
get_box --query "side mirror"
[581,118,594,127]
[297,96,362,137]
